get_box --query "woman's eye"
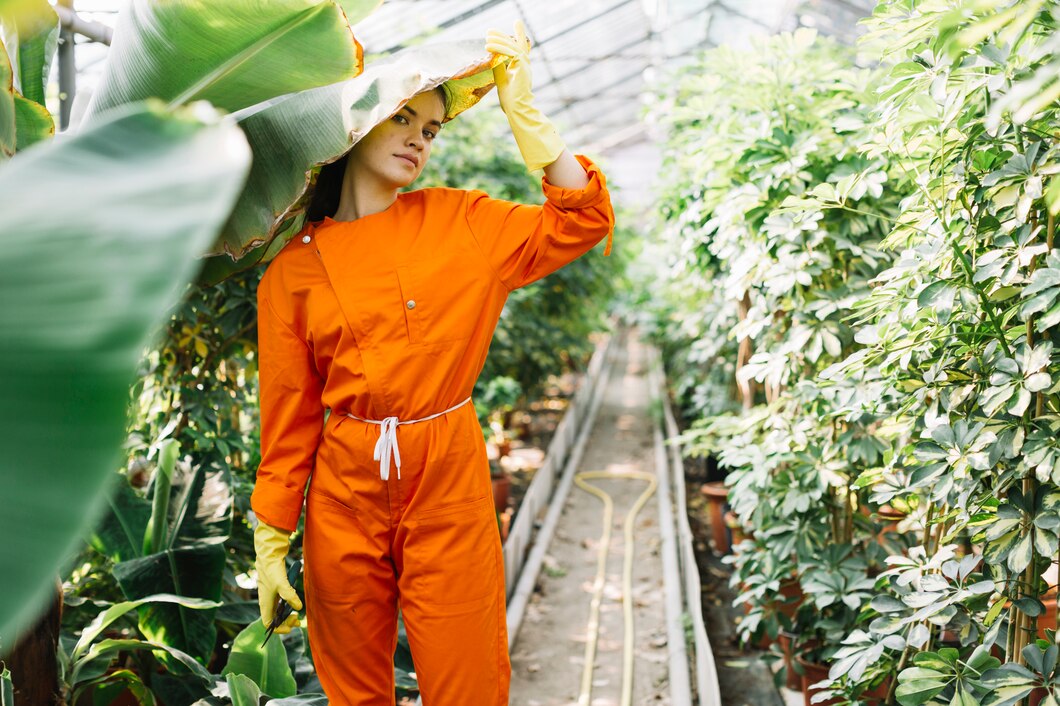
[393,114,408,124]
[424,130,436,140]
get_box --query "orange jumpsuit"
[251,154,614,705]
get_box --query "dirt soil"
[508,328,671,706]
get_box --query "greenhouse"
[1,0,1059,704]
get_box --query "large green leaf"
[90,458,233,565]
[266,696,329,706]
[70,592,223,664]
[0,37,14,158]
[221,620,298,698]
[227,673,264,706]
[0,99,251,645]
[0,666,11,706]
[89,474,151,564]
[13,90,51,148]
[167,459,233,548]
[71,637,215,688]
[112,544,227,663]
[198,39,500,284]
[0,0,58,105]
[81,0,363,126]
[337,0,382,25]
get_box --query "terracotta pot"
[874,504,907,543]
[725,510,751,547]
[741,578,802,650]
[796,655,838,706]
[700,481,730,554]
[861,678,892,705]
[491,472,510,513]
[777,631,802,690]
[497,508,512,542]
[777,577,803,619]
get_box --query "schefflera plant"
[650,27,905,691]
[797,0,1060,703]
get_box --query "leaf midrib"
[168,4,338,110]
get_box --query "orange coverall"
[251,154,614,705]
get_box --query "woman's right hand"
[253,520,303,634]
[485,20,565,172]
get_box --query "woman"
[250,23,614,705]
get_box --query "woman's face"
[348,90,445,189]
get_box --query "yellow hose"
[573,469,658,706]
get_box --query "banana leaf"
[222,620,298,698]
[0,0,58,106]
[0,99,251,645]
[198,38,501,285]
[111,544,227,663]
[80,0,364,127]
[337,0,383,25]
[0,36,14,158]
[13,90,51,148]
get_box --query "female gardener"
[250,23,615,705]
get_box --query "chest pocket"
[395,257,487,346]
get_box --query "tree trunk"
[1,577,64,706]
[735,291,756,409]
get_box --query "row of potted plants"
[651,2,1060,705]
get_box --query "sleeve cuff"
[251,480,306,533]
[540,154,609,210]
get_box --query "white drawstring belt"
[345,397,472,481]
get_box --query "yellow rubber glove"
[253,520,303,635]
[486,20,565,172]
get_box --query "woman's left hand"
[486,20,565,171]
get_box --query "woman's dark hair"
[305,153,348,223]
[305,84,453,223]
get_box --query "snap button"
[406,300,416,309]
[302,235,311,244]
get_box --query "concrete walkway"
[508,329,671,706]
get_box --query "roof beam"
[548,66,646,119]
[378,0,509,53]
[531,30,652,96]
[534,0,639,48]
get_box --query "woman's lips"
[396,154,417,167]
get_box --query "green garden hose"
[573,468,658,706]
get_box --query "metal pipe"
[659,346,723,705]
[648,344,693,705]
[56,0,76,130]
[55,5,113,46]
